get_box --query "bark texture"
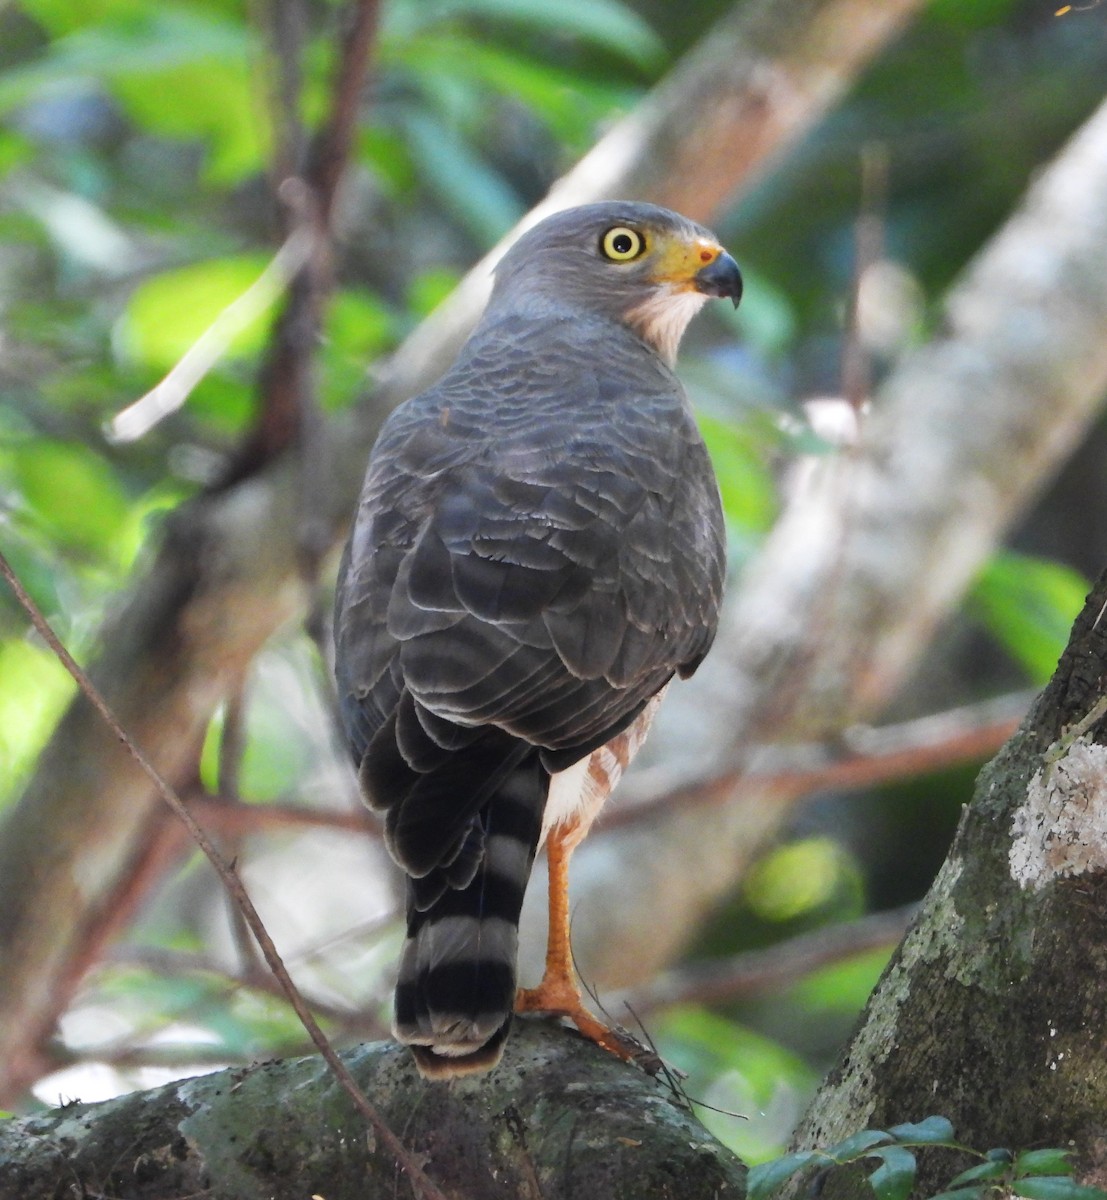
[0,1022,747,1200]
[792,566,1107,1192]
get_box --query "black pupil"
[611,232,634,255]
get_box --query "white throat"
[624,286,709,366]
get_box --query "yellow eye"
[600,226,644,261]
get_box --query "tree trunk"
[0,1022,747,1200]
[792,565,1107,1193]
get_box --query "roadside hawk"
[334,202,741,1078]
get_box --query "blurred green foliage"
[1,0,1105,1152]
[969,551,1091,684]
[658,1006,817,1164]
[749,1116,1107,1200]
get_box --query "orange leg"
[515,820,638,1062]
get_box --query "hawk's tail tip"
[407,1018,512,1080]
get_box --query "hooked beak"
[694,251,743,308]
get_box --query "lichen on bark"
[792,568,1107,1194]
[0,1021,748,1200]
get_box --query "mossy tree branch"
[0,1023,747,1200]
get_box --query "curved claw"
[516,976,641,1062]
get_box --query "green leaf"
[18,0,146,36]
[1013,1178,1107,1200]
[0,533,61,634]
[199,693,312,804]
[947,1159,1012,1187]
[886,1115,956,1145]
[1016,1150,1074,1178]
[117,254,276,373]
[0,130,34,176]
[177,375,255,438]
[743,837,853,922]
[655,1008,816,1164]
[11,440,130,557]
[969,551,1089,684]
[696,411,778,536]
[359,126,417,198]
[867,1145,917,1200]
[0,639,74,792]
[927,1188,987,1200]
[111,58,266,184]
[747,1151,820,1200]
[0,8,264,182]
[324,289,397,365]
[389,0,665,72]
[402,111,523,246]
[392,36,633,148]
[791,946,892,1018]
[406,268,463,321]
[0,7,246,112]
[928,0,1015,29]
[824,1129,893,1162]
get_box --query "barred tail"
[392,757,547,1078]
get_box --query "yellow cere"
[649,234,722,288]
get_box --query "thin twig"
[263,0,307,192]
[216,686,265,975]
[106,226,315,443]
[609,691,1031,830]
[620,903,918,1017]
[305,0,381,221]
[842,142,888,413]
[187,788,378,836]
[104,944,392,1040]
[182,692,1029,845]
[297,0,382,594]
[0,547,448,1200]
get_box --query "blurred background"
[1,0,1106,1165]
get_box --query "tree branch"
[620,904,917,1017]
[1,1023,748,1200]
[170,691,1027,844]
[603,691,1031,831]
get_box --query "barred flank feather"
[392,759,547,1078]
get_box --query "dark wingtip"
[694,250,743,308]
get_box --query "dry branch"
[620,904,917,1017]
[604,690,1031,831]
[170,690,1028,842]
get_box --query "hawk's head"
[490,202,743,365]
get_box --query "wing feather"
[334,315,725,876]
